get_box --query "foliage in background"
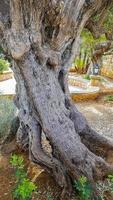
[105,95,113,102]
[104,6,113,36]
[72,6,113,74]
[83,74,91,80]
[0,99,16,139]
[10,154,37,200]
[73,29,107,74]
[0,58,9,73]
[92,5,113,52]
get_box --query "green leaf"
[10,154,24,169]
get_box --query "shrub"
[105,95,113,102]
[0,58,9,73]
[0,99,16,139]
[14,178,37,200]
[74,175,113,200]
[10,154,24,169]
[10,154,37,200]
[73,57,88,74]
[83,74,91,80]
[74,176,93,200]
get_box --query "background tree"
[71,5,113,76]
[73,30,108,74]
[85,4,113,75]
[1,0,113,198]
[73,5,113,75]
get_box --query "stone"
[89,75,103,87]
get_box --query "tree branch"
[86,1,113,38]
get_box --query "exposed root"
[16,110,113,198]
[28,118,73,197]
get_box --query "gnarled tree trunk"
[1,0,113,198]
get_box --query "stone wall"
[101,55,113,78]
[0,71,13,81]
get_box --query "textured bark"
[1,0,113,198]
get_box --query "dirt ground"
[76,97,113,138]
[0,97,113,200]
[0,153,15,200]
[0,142,61,200]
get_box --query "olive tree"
[1,0,113,198]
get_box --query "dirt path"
[0,78,16,95]
[0,153,15,200]
[76,100,113,138]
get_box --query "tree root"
[28,118,73,198]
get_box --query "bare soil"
[76,96,113,138]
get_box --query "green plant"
[10,154,24,168]
[105,95,113,102]
[83,74,91,80]
[96,174,113,200]
[74,176,93,200]
[107,174,113,190]
[10,154,37,200]
[108,174,113,182]
[14,178,37,200]
[73,56,88,74]
[0,99,16,139]
[47,196,53,200]
[75,58,85,68]
[0,58,9,73]
[72,28,108,75]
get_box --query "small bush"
[74,176,93,200]
[14,178,37,200]
[0,58,9,73]
[74,175,113,200]
[83,74,91,80]
[10,154,24,169]
[0,99,16,139]
[105,95,113,102]
[10,154,37,200]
